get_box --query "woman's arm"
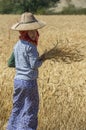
[27,46,43,69]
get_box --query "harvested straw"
[39,41,84,64]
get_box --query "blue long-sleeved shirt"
[14,40,42,80]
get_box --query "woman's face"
[28,30,38,40]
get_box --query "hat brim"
[11,20,46,31]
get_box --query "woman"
[7,12,46,130]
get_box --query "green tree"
[0,0,60,14]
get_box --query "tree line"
[0,0,59,14]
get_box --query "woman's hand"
[39,53,46,62]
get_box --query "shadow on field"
[41,45,84,64]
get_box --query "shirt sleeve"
[27,45,43,69]
[8,51,15,68]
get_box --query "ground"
[0,15,86,130]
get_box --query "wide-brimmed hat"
[11,12,46,31]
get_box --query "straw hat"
[11,12,46,31]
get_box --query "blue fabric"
[14,40,42,80]
[7,79,39,130]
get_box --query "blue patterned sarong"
[7,79,39,130]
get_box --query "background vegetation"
[0,0,59,14]
[0,0,86,14]
[57,4,86,15]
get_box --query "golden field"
[0,14,86,130]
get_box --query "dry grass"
[0,14,86,130]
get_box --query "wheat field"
[0,14,86,130]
